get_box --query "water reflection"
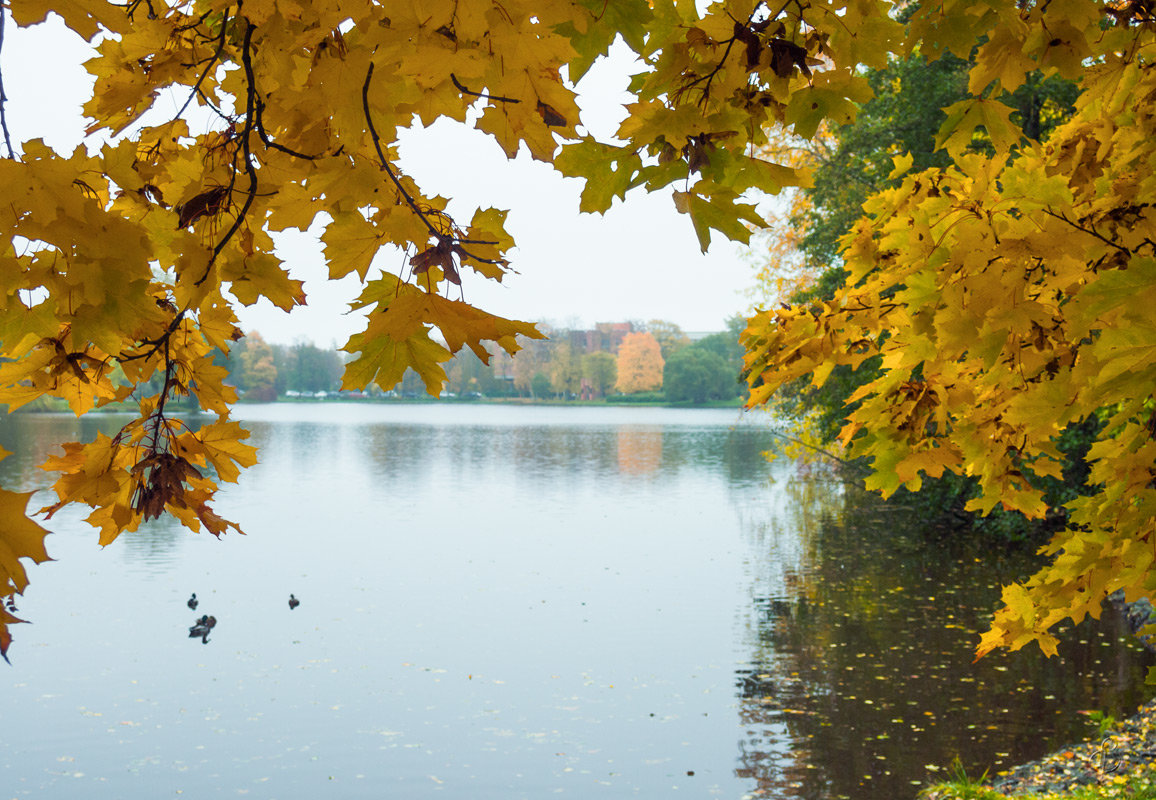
[736,474,1155,800]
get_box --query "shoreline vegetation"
[924,698,1156,800]
[10,392,749,415]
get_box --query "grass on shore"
[922,761,1156,800]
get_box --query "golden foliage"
[616,332,665,394]
[743,0,1156,660]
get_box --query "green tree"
[531,372,552,401]
[664,347,732,404]
[286,342,342,395]
[581,351,617,398]
[644,320,691,361]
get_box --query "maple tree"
[616,332,665,394]
[754,40,1084,538]
[742,1,1156,661]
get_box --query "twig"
[1043,209,1132,256]
[118,309,187,363]
[450,73,520,104]
[362,62,503,266]
[0,2,17,159]
[172,7,232,123]
[198,19,259,285]
[770,427,867,473]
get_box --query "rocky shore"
[973,595,1156,797]
[981,698,1156,796]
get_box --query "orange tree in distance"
[616,332,665,394]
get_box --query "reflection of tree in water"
[617,428,663,475]
[355,416,780,491]
[735,475,1156,800]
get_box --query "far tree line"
[218,318,748,405]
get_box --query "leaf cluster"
[744,0,1156,660]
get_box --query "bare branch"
[0,3,17,160]
[363,62,504,267]
[450,73,521,104]
[173,7,232,123]
[197,19,260,285]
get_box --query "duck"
[187,593,198,610]
[188,615,217,639]
[288,594,300,610]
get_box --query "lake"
[0,403,1151,799]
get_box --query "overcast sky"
[4,16,763,346]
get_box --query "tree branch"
[172,7,232,124]
[0,3,17,160]
[1043,209,1133,256]
[362,61,504,267]
[197,18,260,285]
[450,73,520,104]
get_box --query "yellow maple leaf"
[0,489,53,662]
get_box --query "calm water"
[0,403,1151,800]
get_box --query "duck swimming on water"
[288,594,300,610]
[188,614,217,641]
[187,593,198,610]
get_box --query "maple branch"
[173,6,231,123]
[198,19,260,285]
[252,93,320,160]
[0,2,16,160]
[677,2,773,106]
[363,63,443,242]
[150,335,175,452]
[195,88,233,124]
[450,73,521,104]
[768,428,868,482]
[362,62,504,267]
[118,308,187,363]
[1043,210,1132,256]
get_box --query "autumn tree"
[644,319,691,361]
[548,342,582,399]
[743,1,1156,661]
[509,334,549,398]
[616,332,665,394]
[237,332,277,401]
[581,351,617,398]
[751,25,1084,540]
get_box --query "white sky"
[3,16,763,347]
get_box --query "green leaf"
[935,98,1020,157]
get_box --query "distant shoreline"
[9,394,747,414]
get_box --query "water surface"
[0,403,1150,799]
